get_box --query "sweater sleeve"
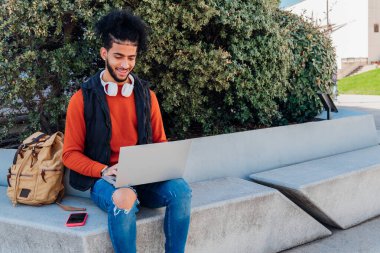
[150,90,167,143]
[62,90,106,178]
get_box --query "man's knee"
[112,188,137,210]
[167,179,192,202]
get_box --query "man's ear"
[100,47,107,61]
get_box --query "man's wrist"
[100,166,108,177]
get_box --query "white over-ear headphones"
[100,70,134,97]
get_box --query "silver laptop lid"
[116,139,192,187]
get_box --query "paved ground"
[283,216,380,253]
[337,95,380,130]
[284,94,380,253]
[337,95,380,141]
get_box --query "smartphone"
[65,212,88,227]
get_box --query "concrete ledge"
[250,146,380,229]
[184,114,377,183]
[0,178,331,253]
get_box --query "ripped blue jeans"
[90,178,192,253]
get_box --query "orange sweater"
[62,89,167,178]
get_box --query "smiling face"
[100,42,137,84]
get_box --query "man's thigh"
[135,178,191,209]
[90,179,117,212]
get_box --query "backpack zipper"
[10,173,33,177]
[40,168,62,183]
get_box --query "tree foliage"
[0,0,336,143]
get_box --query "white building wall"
[286,0,368,69]
[368,0,380,62]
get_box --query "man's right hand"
[102,164,118,177]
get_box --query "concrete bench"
[250,115,380,229]
[2,113,375,252]
[0,174,330,252]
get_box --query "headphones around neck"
[100,70,134,97]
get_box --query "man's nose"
[121,61,129,69]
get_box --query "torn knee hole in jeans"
[111,187,139,216]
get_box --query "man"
[63,10,192,253]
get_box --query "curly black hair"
[95,10,148,53]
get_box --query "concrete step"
[282,215,380,253]
[250,145,380,229]
[0,178,331,253]
[352,64,379,76]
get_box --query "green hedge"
[276,11,336,123]
[0,0,336,143]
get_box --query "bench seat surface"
[250,145,380,229]
[251,145,380,188]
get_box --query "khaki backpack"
[7,132,85,211]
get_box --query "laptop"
[102,139,192,188]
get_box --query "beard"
[106,59,130,83]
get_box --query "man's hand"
[103,164,118,177]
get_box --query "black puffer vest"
[69,70,153,191]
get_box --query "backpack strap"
[31,133,48,143]
[12,133,49,165]
[7,168,11,187]
[55,190,86,212]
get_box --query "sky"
[280,0,305,8]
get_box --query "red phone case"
[65,213,88,227]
